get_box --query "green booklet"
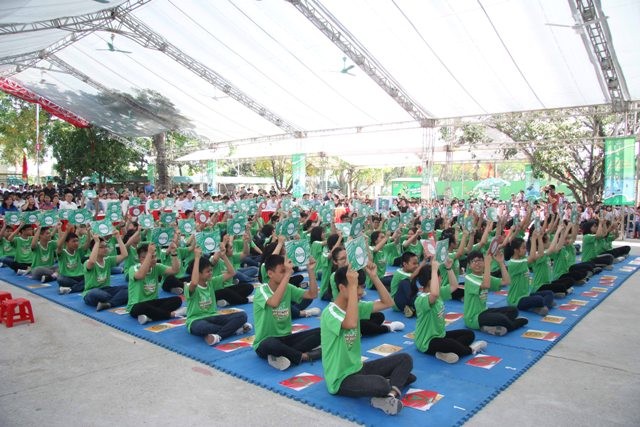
[68,208,92,225]
[138,214,155,229]
[227,216,247,236]
[336,223,351,237]
[281,198,292,212]
[129,197,141,206]
[421,218,435,233]
[487,207,499,222]
[279,217,299,238]
[5,211,21,225]
[107,201,121,214]
[386,216,400,232]
[151,227,175,247]
[400,212,413,225]
[164,198,175,208]
[83,189,97,199]
[160,212,177,225]
[420,207,429,218]
[108,209,123,223]
[435,238,449,264]
[378,198,390,211]
[39,211,58,227]
[196,231,220,253]
[178,219,196,235]
[285,239,311,267]
[345,235,368,271]
[319,207,334,224]
[22,211,40,225]
[464,216,474,232]
[350,216,366,238]
[91,219,115,237]
[148,200,162,210]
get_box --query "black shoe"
[403,373,417,388]
[306,347,322,362]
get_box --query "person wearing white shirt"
[58,192,78,210]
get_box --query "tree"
[330,159,382,196]
[0,93,49,165]
[48,121,141,183]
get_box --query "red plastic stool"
[1,298,35,327]
[0,291,13,323]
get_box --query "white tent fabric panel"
[0,0,638,148]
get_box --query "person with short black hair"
[253,254,321,370]
[83,233,129,311]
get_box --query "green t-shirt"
[252,283,306,349]
[438,253,460,301]
[13,236,34,264]
[404,241,423,259]
[31,241,56,268]
[126,263,169,311]
[507,257,530,306]
[123,249,139,276]
[58,248,85,277]
[0,237,15,257]
[371,245,388,279]
[463,273,501,329]
[320,301,373,394]
[390,268,411,310]
[581,234,598,262]
[185,280,219,332]
[212,258,234,287]
[552,245,571,280]
[383,242,401,265]
[319,256,333,298]
[414,292,445,352]
[531,254,552,291]
[83,256,117,295]
[329,272,339,301]
[177,246,194,277]
[310,241,325,269]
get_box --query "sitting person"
[508,233,555,316]
[5,223,35,275]
[185,247,252,346]
[321,266,415,416]
[390,251,426,317]
[210,235,254,306]
[56,225,91,294]
[253,254,321,370]
[29,225,58,283]
[464,250,528,336]
[83,233,129,311]
[127,242,184,324]
[415,255,487,363]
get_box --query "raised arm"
[301,257,318,299]
[86,234,101,270]
[114,232,128,264]
[265,258,294,308]
[188,247,202,295]
[365,261,393,310]
[341,268,360,330]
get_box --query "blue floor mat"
[1,257,638,426]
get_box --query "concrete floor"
[1,244,639,427]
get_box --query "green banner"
[292,154,306,198]
[523,164,541,201]
[391,180,422,198]
[207,160,217,194]
[603,136,636,205]
[147,164,156,186]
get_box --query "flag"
[22,154,28,181]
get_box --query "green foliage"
[0,93,49,165]
[48,121,142,183]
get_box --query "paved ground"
[1,243,639,427]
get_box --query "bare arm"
[301,257,318,299]
[265,259,294,308]
[341,268,360,330]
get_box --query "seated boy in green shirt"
[321,265,415,415]
[83,233,129,311]
[253,254,321,370]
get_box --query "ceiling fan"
[97,34,132,54]
[339,56,355,76]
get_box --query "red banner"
[0,77,90,128]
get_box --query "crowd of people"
[0,179,636,415]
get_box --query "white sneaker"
[96,302,111,312]
[205,334,221,346]
[386,321,405,332]
[16,269,29,276]
[435,352,459,364]
[566,287,574,295]
[247,294,254,303]
[137,314,150,325]
[267,355,291,371]
[235,322,253,335]
[173,306,187,317]
[480,325,508,336]
[41,275,47,283]
[170,287,184,295]
[470,340,488,354]
[304,307,321,317]
[217,299,229,308]
[530,306,549,316]
[370,395,403,415]
[58,286,72,295]
[614,256,626,264]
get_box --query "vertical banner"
[524,164,541,201]
[207,160,217,195]
[147,163,156,186]
[603,136,636,205]
[292,153,306,198]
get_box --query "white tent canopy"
[1,0,638,154]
